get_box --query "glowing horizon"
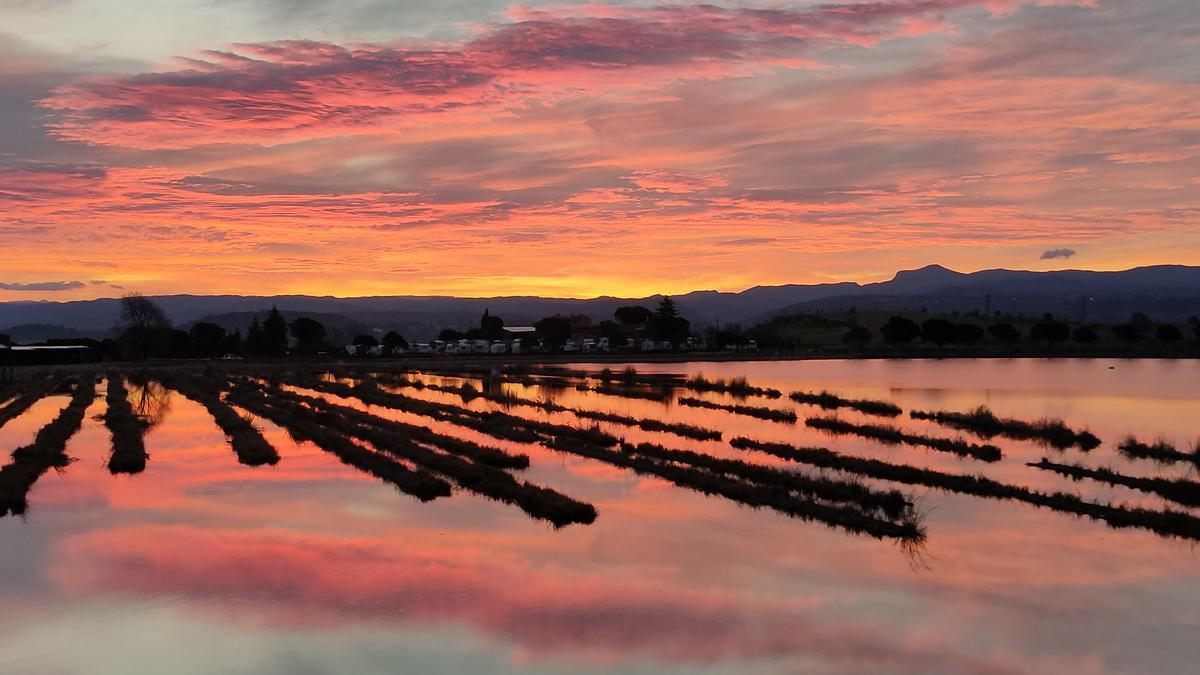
[3,1,1199,302]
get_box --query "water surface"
[1,359,1198,674]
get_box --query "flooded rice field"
[1,358,1198,674]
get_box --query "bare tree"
[119,293,170,331]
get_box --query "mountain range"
[2,264,1198,342]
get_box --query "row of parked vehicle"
[345,335,757,357]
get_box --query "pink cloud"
[38,1,1091,149]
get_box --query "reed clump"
[676,397,798,423]
[585,384,673,402]
[909,406,1101,450]
[805,416,1002,462]
[730,436,1200,542]
[0,377,96,516]
[103,373,149,474]
[685,373,783,399]
[1116,436,1199,467]
[789,390,902,418]
[1029,458,1200,508]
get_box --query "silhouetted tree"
[1189,316,1200,343]
[1156,324,1183,342]
[1031,320,1070,347]
[880,316,920,345]
[383,331,408,353]
[224,329,243,355]
[1112,323,1144,344]
[1130,312,1155,330]
[480,310,504,340]
[166,329,191,358]
[119,293,170,332]
[188,322,227,358]
[118,293,171,359]
[438,328,465,342]
[921,318,956,347]
[1072,326,1099,344]
[353,334,379,348]
[615,306,653,325]
[245,318,266,356]
[656,297,679,319]
[843,325,873,348]
[988,323,1020,343]
[262,306,288,356]
[599,320,624,343]
[534,315,573,348]
[650,298,690,346]
[290,317,327,355]
[954,323,985,346]
[0,333,10,346]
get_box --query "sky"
[1,0,1199,301]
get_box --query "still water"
[1,359,1198,674]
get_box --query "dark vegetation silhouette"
[242,380,596,527]
[805,416,1002,462]
[881,316,921,345]
[103,373,148,474]
[1117,436,1199,467]
[676,396,797,423]
[290,317,327,356]
[909,406,1101,450]
[788,390,902,418]
[685,373,783,399]
[152,370,279,466]
[367,370,722,441]
[1029,457,1200,508]
[0,376,59,430]
[224,379,453,501]
[0,377,95,516]
[843,324,873,348]
[729,437,1200,541]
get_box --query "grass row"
[909,405,1101,450]
[789,390,902,418]
[267,377,530,470]
[805,416,1002,462]
[730,437,1200,541]
[102,373,149,474]
[248,380,597,527]
[619,440,913,519]
[293,375,621,450]
[676,397,798,423]
[685,373,783,399]
[363,370,723,441]
[540,437,925,542]
[224,380,453,501]
[1117,436,1200,467]
[0,376,61,430]
[153,371,280,466]
[1029,457,1200,508]
[298,374,922,540]
[0,377,96,516]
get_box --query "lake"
[1,358,1198,674]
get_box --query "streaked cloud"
[0,279,85,291]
